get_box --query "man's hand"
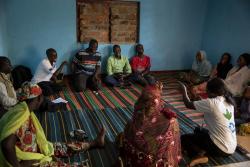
[50,74,57,82]
[61,61,68,66]
[93,74,101,84]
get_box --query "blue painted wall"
[0,0,8,56]
[3,0,208,73]
[202,0,250,65]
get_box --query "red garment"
[130,55,151,73]
[16,116,38,153]
[122,107,182,167]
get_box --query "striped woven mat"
[35,72,250,166]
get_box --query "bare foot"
[189,156,208,167]
[94,127,106,147]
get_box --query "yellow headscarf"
[0,102,54,166]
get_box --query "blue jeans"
[130,73,156,86]
[105,74,132,87]
[105,75,120,87]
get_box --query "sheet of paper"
[52,97,68,104]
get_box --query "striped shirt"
[73,50,101,75]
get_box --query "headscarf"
[192,50,212,77]
[134,82,163,111]
[16,82,42,101]
[0,83,53,167]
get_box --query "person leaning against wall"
[105,44,132,88]
[32,48,67,96]
[0,57,18,116]
[71,39,102,94]
[130,44,156,86]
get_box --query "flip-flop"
[69,129,88,140]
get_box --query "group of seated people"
[0,38,156,110]
[176,51,250,166]
[181,51,250,121]
[0,77,240,167]
[0,82,106,167]
[0,39,249,166]
[71,39,156,94]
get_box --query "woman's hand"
[178,81,187,95]
[178,81,196,109]
[20,160,39,167]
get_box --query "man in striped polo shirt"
[72,39,101,93]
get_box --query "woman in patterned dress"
[117,82,182,167]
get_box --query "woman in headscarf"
[0,82,105,167]
[179,50,212,85]
[117,82,182,167]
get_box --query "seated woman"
[210,52,233,79]
[179,78,237,167]
[224,53,250,97]
[179,50,212,85]
[192,53,250,98]
[117,82,182,167]
[235,86,250,125]
[0,82,105,167]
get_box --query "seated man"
[130,44,155,86]
[0,82,105,166]
[72,39,101,93]
[0,57,18,113]
[32,48,67,96]
[105,45,132,87]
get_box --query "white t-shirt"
[32,58,57,83]
[225,66,250,96]
[194,96,237,154]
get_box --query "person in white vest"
[32,48,67,96]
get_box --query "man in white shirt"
[178,78,237,167]
[32,48,67,96]
[0,57,18,114]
